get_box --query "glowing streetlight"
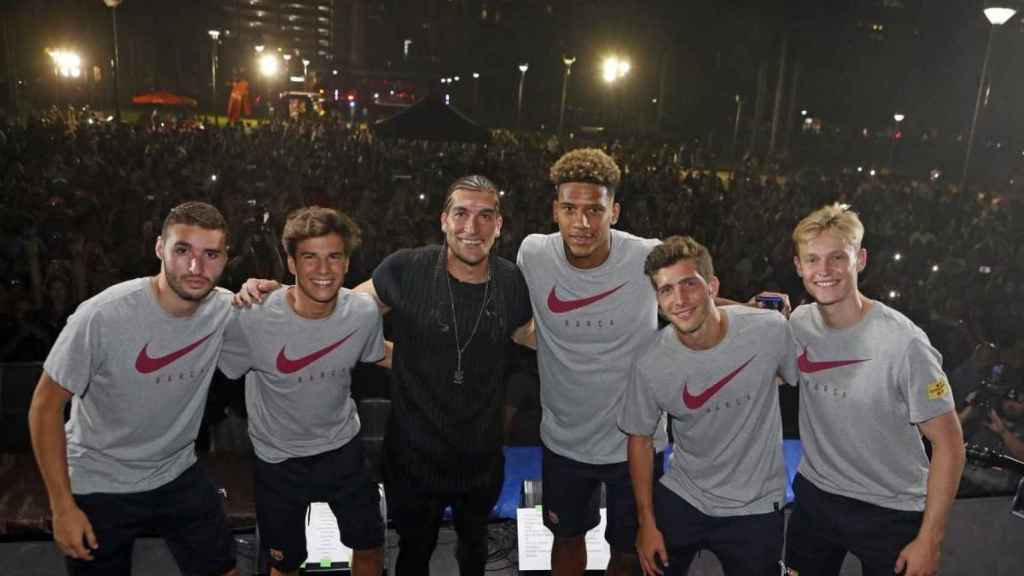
[46,49,82,109]
[301,58,310,78]
[259,53,279,77]
[208,30,220,112]
[48,49,82,78]
[888,113,906,170]
[602,55,631,132]
[254,44,265,53]
[962,3,1018,191]
[558,55,576,137]
[601,55,630,84]
[516,62,529,130]
[472,72,481,112]
[984,6,1017,24]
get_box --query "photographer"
[957,354,1024,496]
[222,198,285,291]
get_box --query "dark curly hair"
[549,148,621,195]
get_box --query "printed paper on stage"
[304,502,353,567]
[516,507,610,571]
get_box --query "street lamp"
[471,72,481,112]
[888,112,905,170]
[101,0,123,122]
[259,53,279,78]
[48,49,82,78]
[208,30,220,114]
[259,53,280,116]
[601,55,631,131]
[961,3,1017,191]
[558,55,576,137]
[516,62,529,130]
[47,49,82,108]
[301,58,309,79]
[602,55,630,84]
[731,94,744,163]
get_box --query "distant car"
[276,91,326,119]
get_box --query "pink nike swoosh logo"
[276,330,358,374]
[797,347,869,374]
[547,282,629,314]
[683,355,757,410]
[135,333,215,374]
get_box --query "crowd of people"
[2,108,1019,575]
[2,112,1021,372]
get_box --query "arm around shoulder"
[512,319,536,350]
[354,279,391,315]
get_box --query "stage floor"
[0,525,869,576]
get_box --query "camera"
[245,199,271,245]
[969,364,1011,413]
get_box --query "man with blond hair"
[785,203,965,576]
[620,236,796,576]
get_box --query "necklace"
[445,262,491,385]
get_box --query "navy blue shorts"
[653,482,783,576]
[541,445,664,553]
[785,474,923,576]
[254,439,383,572]
[66,462,236,576]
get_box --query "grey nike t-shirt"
[44,278,233,494]
[789,301,955,511]
[620,307,798,516]
[218,287,384,464]
[518,229,667,464]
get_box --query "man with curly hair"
[517,148,668,576]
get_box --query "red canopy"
[131,91,197,107]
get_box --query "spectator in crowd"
[957,339,1024,495]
